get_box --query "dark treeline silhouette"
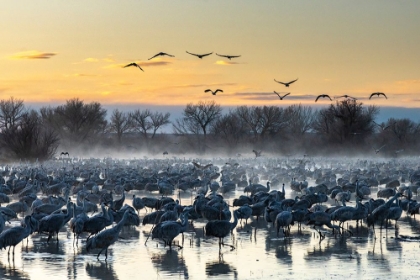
[0,96,419,161]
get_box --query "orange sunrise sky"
[1,1,420,111]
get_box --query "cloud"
[63,73,98,78]
[9,50,57,59]
[84,58,99,62]
[215,60,242,65]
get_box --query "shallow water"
[1,184,420,279]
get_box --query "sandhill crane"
[335,95,357,100]
[205,89,223,95]
[152,212,189,250]
[38,201,73,243]
[305,210,340,241]
[123,62,144,71]
[367,193,403,234]
[215,53,241,60]
[273,91,290,100]
[148,52,174,60]
[369,92,387,99]
[315,94,332,102]
[274,78,298,87]
[83,204,114,238]
[186,51,213,59]
[0,215,34,255]
[275,208,293,237]
[86,209,132,260]
[132,195,145,214]
[205,210,239,249]
[252,150,262,158]
[69,203,89,246]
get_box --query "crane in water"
[205,210,239,250]
[0,215,34,256]
[132,195,145,214]
[86,208,132,260]
[367,193,403,235]
[38,200,73,243]
[305,210,340,242]
[152,211,189,250]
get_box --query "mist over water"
[1,155,420,279]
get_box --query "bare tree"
[284,104,314,136]
[173,100,222,153]
[108,109,132,144]
[211,111,247,150]
[377,118,420,152]
[0,109,59,160]
[312,99,378,145]
[149,111,171,138]
[0,97,25,130]
[235,105,288,141]
[131,109,171,139]
[40,98,107,145]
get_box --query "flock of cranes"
[0,155,418,263]
[123,51,388,103]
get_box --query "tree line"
[0,97,418,161]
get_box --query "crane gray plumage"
[112,191,125,211]
[38,200,73,242]
[152,212,189,250]
[69,203,89,246]
[205,210,239,249]
[386,198,403,228]
[275,208,293,237]
[86,209,132,260]
[0,215,34,255]
[132,195,145,214]
[305,210,340,241]
[83,204,114,238]
[367,193,403,232]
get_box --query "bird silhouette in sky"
[216,53,241,60]
[369,92,387,99]
[335,95,357,100]
[186,51,213,59]
[315,94,332,102]
[274,78,298,87]
[205,89,223,95]
[148,52,175,60]
[273,91,290,100]
[123,62,144,71]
